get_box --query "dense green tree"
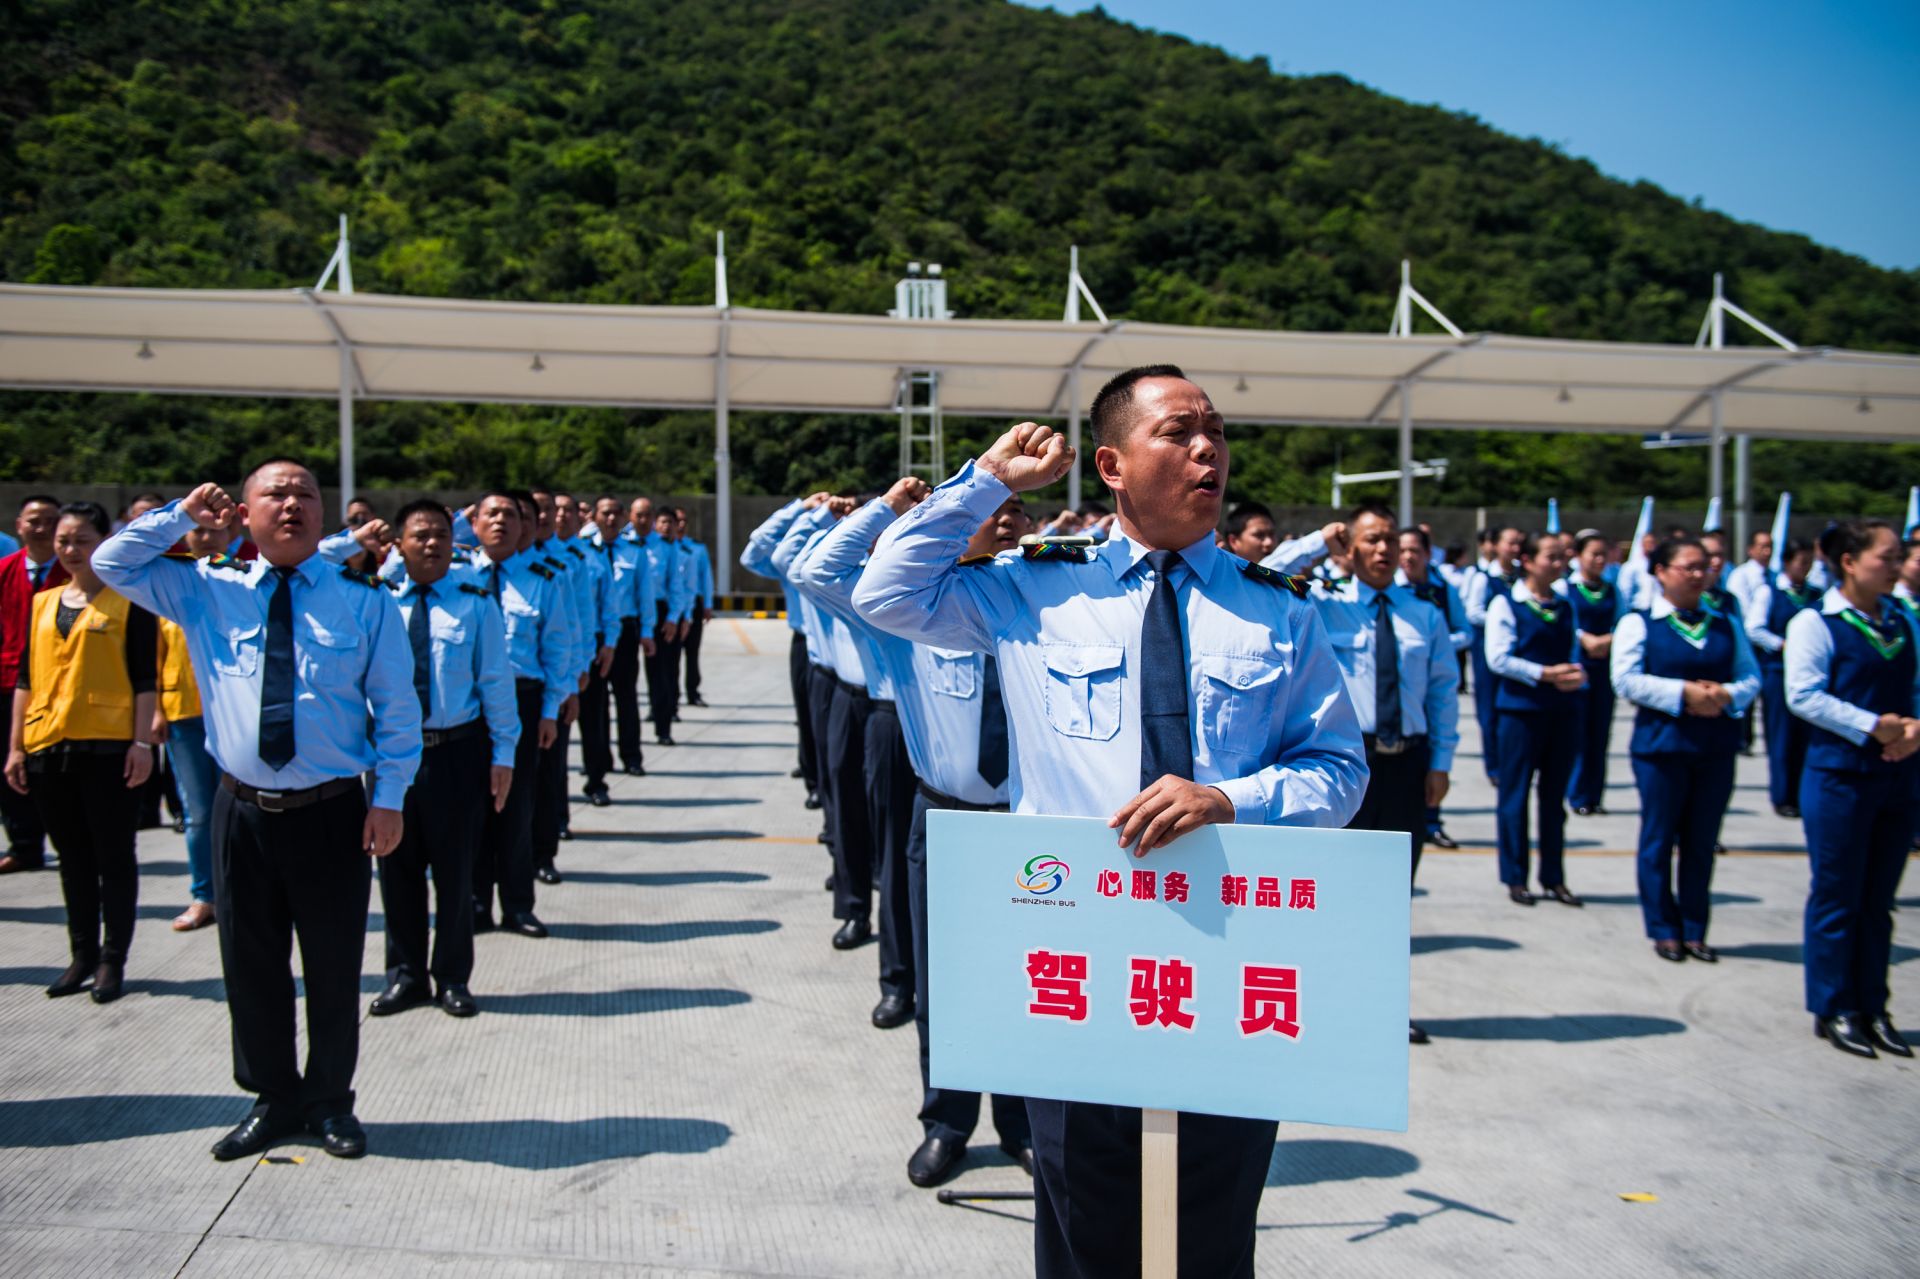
[2,0,1915,514]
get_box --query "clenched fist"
[183,482,239,530]
[978,422,1075,494]
[882,476,931,515]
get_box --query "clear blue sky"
[1025,1,1920,270]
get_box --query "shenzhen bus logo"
[1016,855,1070,895]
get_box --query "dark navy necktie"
[489,560,504,602]
[258,566,297,770]
[1675,607,1706,626]
[1373,592,1402,748]
[1139,549,1194,789]
[977,653,1009,788]
[409,584,433,716]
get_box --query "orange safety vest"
[156,617,201,722]
[22,586,137,752]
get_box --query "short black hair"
[1475,527,1496,547]
[1818,518,1895,570]
[242,457,314,496]
[1649,535,1704,571]
[1224,502,1273,539]
[17,494,58,513]
[474,488,522,513]
[1346,502,1396,529]
[1780,537,1812,563]
[1090,364,1188,449]
[57,501,111,539]
[1572,531,1609,555]
[1747,527,1772,549]
[1663,524,1689,539]
[395,499,452,532]
[1519,530,1558,560]
[1399,525,1433,552]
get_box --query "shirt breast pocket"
[927,648,976,699]
[1196,652,1287,758]
[212,623,261,678]
[431,617,469,648]
[300,618,363,684]
[1042,643,1123,741]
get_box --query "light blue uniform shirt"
[1615,559,1659,613]
[638,532,693,623]
[683,538,714,603]
[1395,566,1472,652]
[532,539,593,679]
[1725,558,1769,619]
[802,498,1006,804]
[1312,579,1461,772]
[0,532,20,559]
[773,506,837,667]
[1784,588,1920,742]
[560,536,616,649]
[470,548,574,720]
[396,577,521,767]
[742,499,808,632]
[854,461,1367,826]
[1610,595,1760,719]
[1484,581,1585,685]
[788,524,868,688]
[796,499,899,700]
[1261,528,1327,576]
[94,501,422,810]
[1462,563,1512,628]
[588,529,655,633]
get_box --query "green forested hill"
[3,0,1916,512]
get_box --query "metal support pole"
[1733,435,1751,547]
[1067,369,1083,509]
[714,234,733,596]
[1708,391,1725,518]
[337,345,355,518]
[1397,381,1414,526]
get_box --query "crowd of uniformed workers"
[0,364,1911,1274]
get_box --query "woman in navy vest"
[1484,532,1588,906]
[1747,539,1819,816]
[1611,537,1759,962]
[1557,531,1622,817]
[1784,519,1920,1059]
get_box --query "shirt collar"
[1822,586,1892,620]
[263,551,329,587]
[1354,577,1392,605]
[1648,595,1676,619]
[1103,528,1219,586]
[1511,578,1545,603]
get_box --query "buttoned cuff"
[1210,776,1268,826]
[370,781,408,811]
[1838,705,1880,746]
[1429,747,1455,773]
[540,687,566,720]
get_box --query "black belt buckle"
[251,788,294,813]
[1372,736,1409,757]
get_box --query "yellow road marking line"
[728,618,760,656]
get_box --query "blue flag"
[1769,493,1792,573]
[1546,498,1561,535]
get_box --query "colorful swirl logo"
[1016,855,1070,895]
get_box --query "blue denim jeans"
[167,717,217,904]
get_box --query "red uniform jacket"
[0,549,72,692]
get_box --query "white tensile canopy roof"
[3,275,1915,590]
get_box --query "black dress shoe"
[907,1134,966,1188]
[502,912,548,939]
[673,711,682,722]
[688,694,707,707]
[472,904,496,934]
[804,792,823,810]
[623,761,646,777]
[872,994,913,1029]
[656,733,676,746]
[369,979,431,1016]
[557,826,573,843]
[817,828,831,845]
[1684,942,1717,963]
[1775,804,1801,819]
[1508,885,1535,906]
[1409,1022,1430,1045]
[1426,828,1459,850]
[89,962,124,1005]
[211,1113,301,1161]
[1542,885,1584,907]
[46,958,95,998]
[1654,940,1686,963]
[1000,1139,1036,1176]
[0,853,45,875]
[1815,1014,1878,1058]
[824,874,836,892]
[585,787,611,808]
[790,767,806,779]
[1571,806,1595,817]
[312,1114,367,1159]
[1866,1014,1913,1057]
[832,918,872,950]
[439,985,479,1018]
[535,863,563,885]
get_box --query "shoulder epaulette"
[450,547,472,564]
[204,553,249,574]
[542,554,566,570]
[340,566,392,591]
[1021,542,1092,564]
[564,544,586,560]
[957,552,996,568]
[162,549,197,561]
[458,582,494,600]
[527,561,555,581]
[1241,561,1312,599]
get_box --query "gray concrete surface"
[0,617,1912,1278]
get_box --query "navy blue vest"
[1761,582,1819,667]
[1805,606,1919,774]
[1495,592,1579,714]
[1630,609,1741,756]
[1565,577,1616,680]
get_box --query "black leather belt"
[422,718,485,750]
[221,773,362,813]
[515,677,544,693]
[1363,733,1428,758]
[26,740,133,772]
[835,677,869,701]
[916,780,1009,813]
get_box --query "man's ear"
[230,500,250,532]
[1094,444,1125,496]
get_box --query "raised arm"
[800,495,900,622]
[92,493,222,623]
[741,498,806,577]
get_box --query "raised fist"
[979,422,1074,494]
[882,476,931,515]
[182,483,238,530]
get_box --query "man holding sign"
[856,365,1367,1278]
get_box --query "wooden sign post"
[1141,1108,1177,1277]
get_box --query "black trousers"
[1027,1099,1276,1279]
[381,731,488,988]
[532,715,571,866]
[31,752,139,965]
[864,703,917,1000]
[580,651,613,789]
[682,598,705,698]
[825,679,874,921]
[0,761,45,858]
[478,679,543,918]
[646,602,683,735]
[790,633,819,792]
[1347,737,1431,883]
[807,664,839,848]
[611,617,645,768]
[908,788,1029,1147]
[212,781,369,1125]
